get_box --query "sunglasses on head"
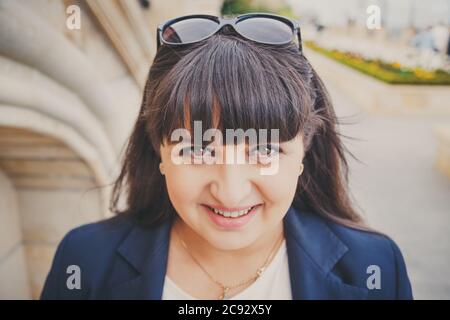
[157,13,302,52]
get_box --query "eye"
[179,145,215,159]
[249,144,282,162]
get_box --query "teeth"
[212,206,253,218]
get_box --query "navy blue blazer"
[40,206,413,300]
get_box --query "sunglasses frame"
[157,12,302,52]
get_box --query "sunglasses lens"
[162,18,219,44]
[236,17,293,44]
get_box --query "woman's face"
[159,132,305,251]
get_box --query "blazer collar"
[110,207,368,299]
[283,207,368,299]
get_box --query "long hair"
[110,28,366,229]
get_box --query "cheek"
[257,170,299,204]
[257,158,300,205]
[164,166,205,210]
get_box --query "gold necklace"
[174,225,284,300]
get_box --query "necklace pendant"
[219,286,230,300]
[257,267,265,277]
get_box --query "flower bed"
[305,41,450,85]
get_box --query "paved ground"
[326,84,450,299]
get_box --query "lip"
[205,204,262,212]
[201,203,262,230]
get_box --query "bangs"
[149,32,312,147]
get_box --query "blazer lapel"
[108,217,173,299]
[284,207,369,300]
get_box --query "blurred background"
[0,0,449,300]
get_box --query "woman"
[41,13,413,300]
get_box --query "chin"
[206,230,259,251]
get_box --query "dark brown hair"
[110,27,365,229]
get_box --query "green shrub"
[220,0,296,18]
[221,0,273,15]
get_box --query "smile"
[204,204,262,218]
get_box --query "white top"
[162,240,292,300]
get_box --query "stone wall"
[0,0,223,299]
[0,170,31,299]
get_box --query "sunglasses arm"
[296,28,303,53]
[156,27,162,50]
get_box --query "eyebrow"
[168,140,282,149]
[163,129,284,147]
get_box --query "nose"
[209,163,253,208]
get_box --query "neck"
[172,218,285,279]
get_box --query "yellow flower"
[413,69,434,80]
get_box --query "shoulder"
[56,214,135,265]
[40,214,135,299]
[60,214,134,249]
[326,218,413,299]
[286,208,413,299]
